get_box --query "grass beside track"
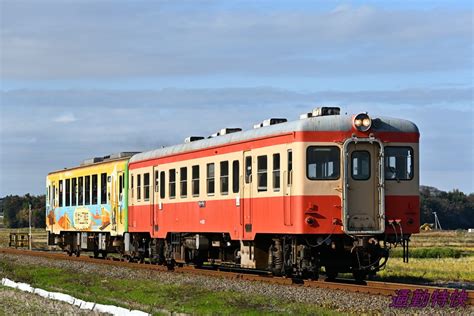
[378,257,474,283]
[0,258,339,316]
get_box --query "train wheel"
[352,270,367,283]
[75,251,80,257]
[325,267,338,280]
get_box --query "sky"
[0,0,473,196]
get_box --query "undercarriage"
[49,231,408,281]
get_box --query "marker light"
[353,113,372,132]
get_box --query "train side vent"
[253,118,288,129]
[185,136,205,143]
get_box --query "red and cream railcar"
[126,107,419,279]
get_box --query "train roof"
[129,114,418,164]
[48,152,139,175]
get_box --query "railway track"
[1,247,473,306]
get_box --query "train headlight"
[353,113,372,132]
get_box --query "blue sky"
[0,0,473,195]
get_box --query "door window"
[351,151,371,180]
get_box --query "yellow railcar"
[46,153,134,256]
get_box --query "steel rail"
[1,248,472,306]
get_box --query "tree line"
[1,186,473,229]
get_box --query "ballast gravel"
[0,253,471,315]
[0,286,103,315]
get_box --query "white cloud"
[53,113,76,123]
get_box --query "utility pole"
[29,204,32,250]
[433,211,443,230]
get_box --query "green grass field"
[0,258,339,316]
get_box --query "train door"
[116,171,124,228]
[283,148,293,226]
[343,139,385,234]
[242,151,253,238]
[152,167,160,234]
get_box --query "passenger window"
[154,171,159,193]
[257,155,268,192]
[385,147,414,180]
[220,161,229,195]
[137,174,141,200]
[232,160,239,193]
[92,175,98,204]
[160,171,165,199]
[65,179,71,206]
[207,163,215,195]
[169,169,176,199]
[59,180,63,207]
[72,178,77,206]
[78,177,84,205]
[352,151,371,180]
[245,157,252,184]
[180,167,187,198]
[273,154,281,191]
[101,173,107,204]
[144,173,150,201]
[119,175,123,197]
[307,146,340,180]
[52,185,56,207]
[85,176,90,205]
[192,165,200,197]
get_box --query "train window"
[307,146,340,180]
[119,175,124,197]
[59,180,63,207]
[287,150,293,185]
[85,176,90,205]
[257,155,268,192]
[385,147,414,181]
[137,174,141,200]
[160,171,166,199]
[101,173,107,204]
[273,154,281,191]
[245,157,252,184]
[180,167,187,198]
[352,151,370,180]
[65,179,71,206]
[169,169,176,199]
[232,160,239,193]
[78,177,84,206]
[192,165,200,197]
[220,161,229,195]
[92,175,98,204]
[72,178,77,206]
[144,173,150,201]
[154,171,159,193]
[207,163,215,195]
[52,185,56,207]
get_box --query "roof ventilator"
[253,118,288,129]
[208,128,242,138]
[300,106,340,119]
[185,136,205,143]
[81,152,139,166]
